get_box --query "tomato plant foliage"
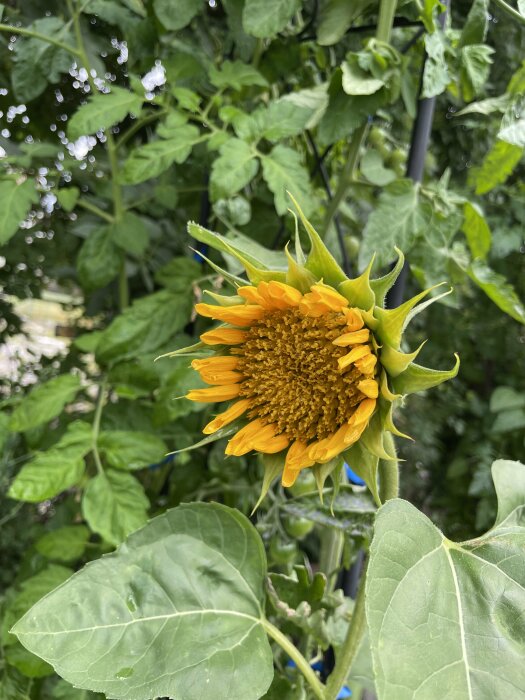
[1,0,524,699]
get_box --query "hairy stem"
[379,432,400,502]
[91,380,107,476]
[319,526,345,592]
[77,198,114,223]
[324,563,368,700]
[262,619,325,700]
[491,0,525,24]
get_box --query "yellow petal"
[191,356,239,371]
[238,285,269,307]
[343,307,365,331]
[196,303,265,326]
[357,378,379,399]
[266,281,303,307]
[186,384,241,403]
[282,466,301,488]
[202,399,251,435]
[354,353,377,375]
[338,345,371,370]
[310,283,349,310]
[225,418,270,456]
[350,398,376,426]
[256,432,290,454]
[298,299,331,317]
[200,328,247,345]
[198,369,243,385]
[333,329,370,346]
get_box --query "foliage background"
[0,0,524,697]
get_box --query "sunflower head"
[173,194,459,504]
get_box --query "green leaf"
[98,430,167,470]
[56,187,80,212]
[210,138,259,200]
[35,526,91,563]
[9,375,82,432]
[282,486,375,536]
[461,201,491,259]
[360,180,432,269]
[466,259,525,324]
[68,87,143,139]
[367,460,525,700]
[13,503,273,700]
[262,99,316,140]
[77,226,123,291]
[120,124,201,184]
[8,422,92,502]
[468,139,523,194]
[110,212,149,257]
[317,0,374,46]
[242,0,301,37]
[261,145,312,216]
[209,60,268,90]
[498,95,525,147]
[460,44,494,101]
[459,0,489,46]
[82,470,149,545]
[154,256,203,291]
[153,0,201,30]
[490,386,525,413]
[341,59,384,96]
[360,150,396,186]
[422,30,451,98]
[0,178,38,245]
[96,290,192,364]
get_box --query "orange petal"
[186,384,241,403]
[191,356,239,371]
[256,432,290,454]
[343,308,365,331]
[265,281,303,308]
[197,369,244,385]
[200,328,247,345]
[196,303,265,326]
[350,398,376,426]
[357,378,379,399]
[202,399,251,435]
[333,329,370,346]
[238,286,269,307]
[354,353,377,375]
[225,418,270,456]
[338,345,371,371]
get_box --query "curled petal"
[357,378,379,399]
[238,286,267,306]
[198,369,243,385]
[200,328,247,345]
[202,399,251,435]
[333,329,370,347]
[186,384,241,403]
[196,303,265,326]
[354,353,377,375]
[191,356,239,371]
[338,345,371,371]
[343,308,365,331]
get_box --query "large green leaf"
[9,375,82,432]
[466,259,525,324]
[367,459,525,700]
[98,430,167,470]
[0,178,38,245]
[469,139,523,194]
[153,0,201,30]
[77,226,123,291]
[82,469,149,545]
[261,145,313,216]
[13,503,274,700]
[210,138,259,200]
[8,421,92,502]
[360,180,432,269]
[120,124,201,184]
[242,0,301,37]
[68,87,143,139]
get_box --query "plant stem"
[324,563,368,700]
[115,109,168,150]
[262,619,325,700]
[491,0,525,24]
[77,198,114,223]
[377,0,399,42]
[91,380,107,476]
[0,22,81,55]
[379,432,400,502]
[319,527,345,592]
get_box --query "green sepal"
[338,255,376,309]
[380,340,426,377]
[380,398,412,440]
[312,456,343,504]
[204,291,245,306]
[169,419,244,454]
[370,248,405,306]
[252,452,285,514]
[191,246,245,288]
[359,410,397,461]
[287,192,346,286]
[344,442,380,507]
[155,341,207,360]
[379,370,401,401]
[361,306,379,330]
[392,354,460,395]
[285,242,317,293]
[374,283,446,349]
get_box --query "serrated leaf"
[77,226,123,291]
[468,139,523,194]
[422,30,451,99]
[261,145,312,216]
[120,124,201,184]
[460,44,494,101]
[9,375,82,432]
[68,87,143,139]
[209,60,268,90]
[82,470,149,545]
[8,422,92,502]
[242,0,301,37]
[98,430,167,470]
[459,0,489,46]
[367,460,525,700]
[210,138,259,200]
[0,178,38,245]
[466,259,525,324]
[153,0,201,30]
[13,503,273,700]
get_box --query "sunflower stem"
[324,561,368,700]
[262,619,325,700]
[379,433,399,502]
[319,528,345,592]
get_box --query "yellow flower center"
[232,308,371,442]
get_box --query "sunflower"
[174,195,459,500]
